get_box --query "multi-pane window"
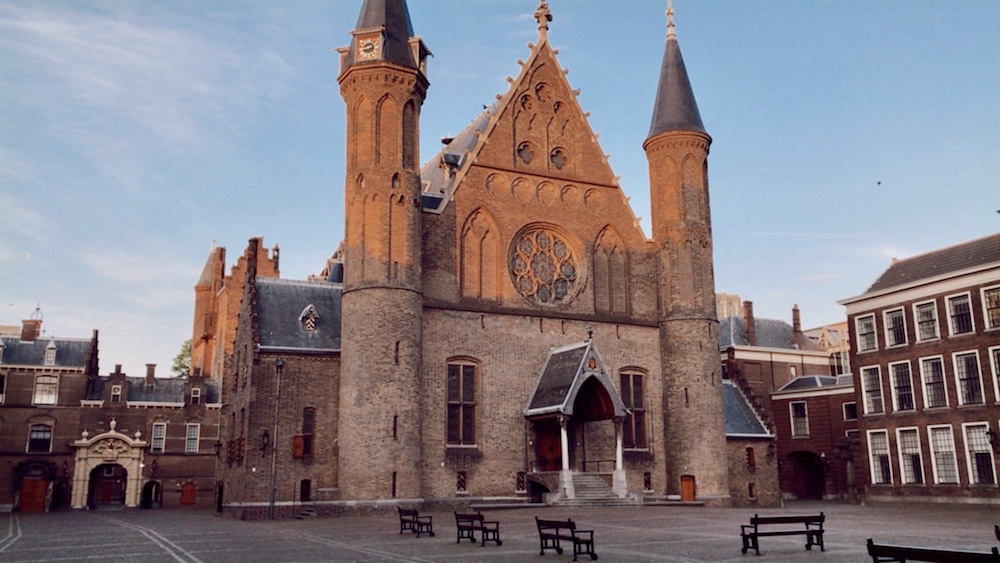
[990,346,1000,404]
[620,372,647,449]
[963,424,996,485]
[884,308,907,347]
[790,401,809,437]
[111,384,122,403]
[982,286,1000,330]
[295,407,315,458]
[856,314,877,352]
[928,425,959,484]
[889,362,914,411]
[33,375,58,405]
[861,366,884,414]
[185,423,200,454]
[27,423,53,453]
[151,422,166,453]
[914,301,939,341]
[920,356,948,408]
[447,362,476,445]
[953,351,984,405]
[947,293,974,335]
[868,430,892,484]
[843,402,857,421]
[44,343,56,366]
[896,428,924,484]
[190,387,201,405]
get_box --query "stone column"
[558,415,574,499]
[612,418,628,498]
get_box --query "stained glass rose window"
[509,226,580,306]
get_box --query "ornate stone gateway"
[70,419,147,509]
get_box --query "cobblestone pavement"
[1,501,997,562]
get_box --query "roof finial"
[534,1,552,38]
[667,0,676,40]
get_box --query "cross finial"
[667,0,676,40]
[534,1,552,36]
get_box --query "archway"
[16,461,54,513]
[141,481,161,509]
[790,451,826,499]
[88,464,127,508]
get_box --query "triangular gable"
[524,340,627,419]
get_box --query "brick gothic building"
[839,233,1000,504]
[211,1,780,518]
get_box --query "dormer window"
[191,387,201,405]
[111,385,122,403]
[300,305,319,332]
[44,340,57,366]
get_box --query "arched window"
[27,423,52,453]
[446,361,477,445]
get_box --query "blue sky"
[2,1,998,377]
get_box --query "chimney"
[20,319,42,342]
[145,364,156,385]
[743,300,756,346]
[792,304,803,350]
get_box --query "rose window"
[509,227,579,306]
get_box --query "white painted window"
[982,285,1000,331]
[889,361,914,411]
[185,423,200,454]
[856,314,877,352]
[27,423,53,453]
[152,422,166,453]
[962,423,996,485]
[883,308,907,347]
[790,401,808,437]
[896,427,924,484]
[842,402,857,421]
[990,346,1000,405]
[953,351,984,405]
[33,375,58,405]
[919,356,949,409]
[861,366,884,414]
[927,425,959,484]
[190,387,201,405]
[44,341,56,366]
[111,384,122,403]
[867,429,892,485]
[914,300,939,341]
[946,293,974,336]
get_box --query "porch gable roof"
[524,340,627,419]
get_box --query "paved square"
[1,501,997,562]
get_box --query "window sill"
[956,402,987,410]
[915,337,941,344]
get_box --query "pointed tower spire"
[647,1,705,138]
[340,0,429,74]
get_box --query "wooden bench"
[535,517,597,561]
[454,511,501,546]
[867,538,1000,562]
[397,507,434,538]
[740,512,824,555]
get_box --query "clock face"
[358,36,380,59]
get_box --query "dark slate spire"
[344,0,418,70]
[647,3,706,138]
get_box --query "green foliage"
[172,339,192,378]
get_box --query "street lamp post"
[269,358,283,520]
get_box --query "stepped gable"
[722,381,770,436]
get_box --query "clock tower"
[336,0,431,500]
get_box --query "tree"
[172,339,191,378]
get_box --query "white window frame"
[883,307,907,348]
[33,374,58,405]
[0,373,5,404]
[789,401,809,437]
[151,422,166,453]
[846,429,860,441]
[895,427,924,484]
[946,292,974,336]
[185,423,200,454]
[190,387,201,405]
[990,346,1000,405]
[789,365,797,378]
[842,401,858,421]
[867,429,893,485]
[913,300,940,342]
[919,355,949,409]
[953,350,984,405]
[856,314,878,352]
[861,365,884,414]
[927,425,959,484]
[889,361,915,412]
[27,422,54,453]
[981,284,1000,331]
[44,343,56,366]
[110,384,122,403]
[961,422,997,485]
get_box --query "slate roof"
[648,28,706,138]
[419,106,495,212]
[718,316,822,351]
[865,233,1000,293]
[342,0,420,71]
[0,336,93,368]
[86,377,219,403]
[524,341,626,419]
[256,278,342,352]
[722,381,770,436]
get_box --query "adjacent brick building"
[210,0,779,518]
[839,232,1000,504]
